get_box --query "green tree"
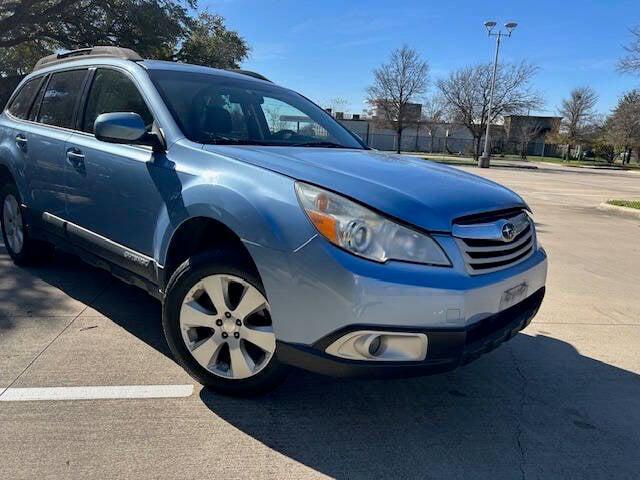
[0,41,52,77]
[0,1,249,104]
[0,0,194,54]
[176,13,249,69]
[0,40,53,104]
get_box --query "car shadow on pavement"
[200,332,640,478]
[2,247,639,478]
[0,246,170,357]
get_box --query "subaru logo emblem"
[501,223,516,241]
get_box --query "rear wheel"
[162,251,289,396]
[1,183,53,265]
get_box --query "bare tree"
[420,94,447,153]
[324,97,349,116]
[367,45,429,153]
[556,87,598,159]
[514,119,544,160]
[605,90,640,164]
[618,25,640,74]
[436,62,542,161]
[263,104,287,132]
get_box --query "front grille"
[454,210,535,274]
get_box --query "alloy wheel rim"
[179,274,275,380]
[3,195,24,254]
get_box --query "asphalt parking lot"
[1,163,639,480]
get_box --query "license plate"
[500,283,528,310]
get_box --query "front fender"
[153,164,316,266]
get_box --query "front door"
[64,68,165,273]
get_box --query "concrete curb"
[492,163,538,170]
[539,162,579,168]
[539,161,640,174]
[598,202,640,219]
[429,160,538,170]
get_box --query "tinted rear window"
[37,70,87,129]
[83,69,153,133]
[28,76,48,122]
[7,77,44,120]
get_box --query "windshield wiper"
[291,141,348,148]
[205,135,271,146]
[205,137,350,148]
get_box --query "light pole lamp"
[478,21,518,168]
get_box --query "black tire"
[162,250,290,396]
[0,183,53,265]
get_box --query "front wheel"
[162,251,289,396]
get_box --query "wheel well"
[0,165,14,188]
[162,217,260,287]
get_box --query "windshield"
[148,70,365,149]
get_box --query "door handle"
[66,148,85,168]
[15,134,27,150]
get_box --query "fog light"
[352,333,385,359]
[368,335,382,356]
[326,330,427,362]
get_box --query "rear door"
[21,69,89,224]
[64,67,165,271]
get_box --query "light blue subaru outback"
[0,47,547,395]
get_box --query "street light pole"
[478,21,518,168]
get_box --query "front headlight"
[525,210,541,250]
[295,182,451,266]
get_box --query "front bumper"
[277,286,545,378]
[246,234,548,346]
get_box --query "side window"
[37,70,87,128]
[83,69,154,133]
[28,77,48,122]
[7,77,44,120]
[260,97,328,139]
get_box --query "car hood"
[203,146,527,232]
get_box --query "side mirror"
[94,112,165,151]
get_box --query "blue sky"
[203,0,639,116]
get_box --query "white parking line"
[0,384,194,402]
[528,192,608,196]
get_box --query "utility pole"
[479,21,518,168]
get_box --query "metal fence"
[354,132,561,158]
[360,133,475,154]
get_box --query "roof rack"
[232,69,272,82]
[33,46,143,72]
